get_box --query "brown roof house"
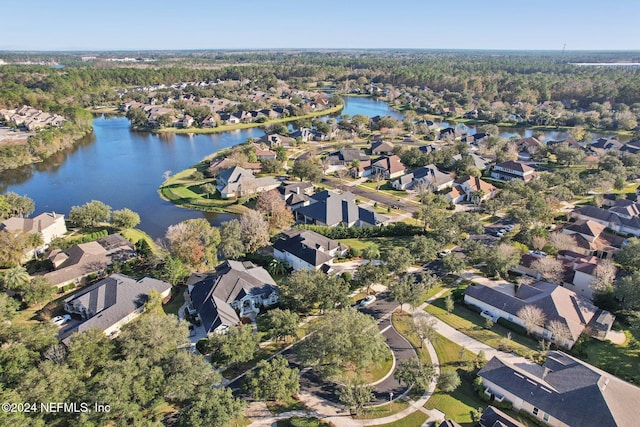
[490,161,535,182]
[61,274,172,343]
[1,211,67,257]
[445,175,497,205]
[370,155,406,179]
[478,351,640,427]
[464,278,614,349]
[561,219,627,259]
[43,234,136,288]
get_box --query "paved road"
[321,177,419,214]
[228,292,416,405]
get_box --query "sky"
[2,0,640,51]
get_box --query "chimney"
[542,367,551,379]
[296,187,300,195]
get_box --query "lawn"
[342,344,394,384]
[266,397,308,415]
[353,400,410,419]
[373,410,428,427]
[120,228,160,254]
[571,331,640,384]
[162,285,186,316]
[392,312,432,364]
[425,290,538,358]
[337,236,413,255]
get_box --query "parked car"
[505,224,516,231]
[496,231,504,237]
[529,250,547,258]
[51,314,71,326]
[359,295,377,307]
[438,249,452,258]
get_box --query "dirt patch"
[607,330,627,345]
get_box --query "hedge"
[295,222,422,239]
[496,317,529,336]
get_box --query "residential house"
[490,161,535,182]
[179,114,194,128]
[259,133,294,148]
[478,351,640,427]
[279,181,314,210]
[445,175,497,205]
[43,234,136,288]
[371,140,394,156]
[200,114,217,128]
[219,113,241,125]
[188,260,278,334]
[464,279,614,349]
[215,166,280,199]
[560,219,626,259]
[1,211,67,254]
[207,157,261,176]
[620,140,640,155]
[557,250,616,301]
[439,127,463,140]
[370,155,406,179]
[273,228,348,271]
[479,406,524,427]
[61,274,172,343]
[570,202,640,237]
[392,164,454,191]
[295,190,389,227]
[290,127,314,142]
[589,138,623,156]
[515,136,543,158]
[452,152,492,171]
[324,149,370,174]
[251,143,277,160]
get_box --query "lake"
[0,96,623,240]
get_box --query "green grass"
[276,417,328,427]
[162,285,186,316]
[353,400,410,419]
[120,228,160,254]
[392,312,432,364]
[337,236,413,255]
[571,331,640,384]
[266,397,308,415]
[231,415,252,427]
[372,410,428,427]
[425,290,538,357]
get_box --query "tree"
[263,308,299,341]
[409,235,438,263]
[337,379,374,416]
[384,247,413,275]
[414,316,437,348]
[118,314,190,363]
[280,269,348,313]
[219,219,245,259]
[617,271,640,310]
[362,243,381,262]
[135,238,152,259]
[517,305,546,335]
[412,204,444,231]
[245,355,300,401]
[165,218,220,268]
[25,232,44,260]
[442,253,466,274]
[0,293,20,322]
[1,266,30,291]
[1,192,35,219]
[615,237,640,271]
[296,308,388,378]
[256,190,293,231]
[126,107,148,128]
[267,258,289,276]
[67,328,115,377]
[208,324,260,368]
[178,387,245,427]
[389,275,425,311]
[0,231,27,267]
[259,158,282,174]
[239,210,270,253]
[444,294,455,315]
[161,256,189,285]
[111,208,140,229]
[547,320,572,348]
[485,243,520,278]
[530,257,564,285]
[394,356,437,392]
[21,276,54,308]
[68,200,112,228]
[355,263,389,294]
[437,369,461,393]
[291,158,323,182]
[548,232,578,252]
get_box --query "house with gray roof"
[464,279,613,349]
[391,164,454,191]
[323,148,370,174]
[279,181,314,210]
[490,161,535,182]
[61,274,172,343]
[478,351,640,427]
[273,228,348,271]
[294,190,389,227]
[479,406,524,427]
[188,260,278,334]
[215,166,280,199]
[371,140,394,155]
[571,202,640,237]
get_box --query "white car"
[359,295,377,307]
[438,249,452,258]
[51,314,71,326]
[496,231,504,237]
[529,250,547,258]
[505,224,516,231]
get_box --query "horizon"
[2,0,639,51]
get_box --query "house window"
[543,413,549,422]
[533,407,539,416]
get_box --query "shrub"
[348,247,361,258]
[497,317,528,336]
[494,400,513,410]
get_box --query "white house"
[215,166,280,199]
[1,211,67,255]
[490,161,535,182]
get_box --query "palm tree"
[1,266,30,292]
[26,232,44,260]
[268,258,288,276]
[470,189,485,208]
[362,244,380,264]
